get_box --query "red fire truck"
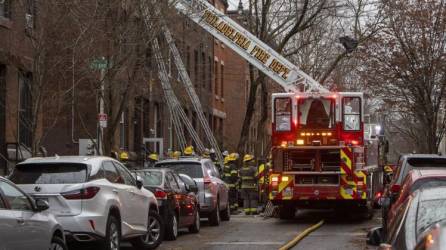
[270,92,377,219]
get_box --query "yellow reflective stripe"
[242,176,254,180]
[230,170,238,174]
[340,149,352,169]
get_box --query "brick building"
[0,0,36,175]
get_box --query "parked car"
[0,176,67,250]
[133,169,200,240]
[8,156,162,250]
[368,187,446,250]
[382,154,446,234]
[154,157,230,226]
[385,169,446,234]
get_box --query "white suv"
[9,156,162,250]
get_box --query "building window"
[0,0,11,19]
[220,64,224,98]
[186,46,191,75]
[208,57,212,91]
[214,61,219,96]
[25,0,36,30]
[201,52,206,88]
[18,72,32,148]
[194,50,198,88]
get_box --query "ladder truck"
[170,0,381,218]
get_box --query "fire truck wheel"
[279,205,295,220]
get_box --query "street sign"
[98,113,108,128]
[90,58,111,70]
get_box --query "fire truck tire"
[279,205,295,220]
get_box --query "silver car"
[0,177,67,250]
[155,157,230,226]
[9,156,162,250]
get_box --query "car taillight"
[154,189,167,199]
[62,187,100,200]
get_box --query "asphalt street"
[74,209,379,250]
[152,209,380,250]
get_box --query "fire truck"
[270,92,377,219]
[170,0,382,219]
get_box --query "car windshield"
[155,162,203,178]
[9,163,88,184]
[299,98,335,129]
[135,171,163,186]
[408,158,446,168]
[417,199,446,237]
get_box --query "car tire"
[164,212,179,241]
[188,209,200,233]
[50,236,67,250]
[130,210,164,250]
[209,199,221,226]
[279,205,295,220]
[103,215,121,250]
[220,202,230,221]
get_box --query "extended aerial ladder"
[173,0,329,93]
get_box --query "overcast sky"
[227,0,245,10]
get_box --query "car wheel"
[279,205,295,220]
[130,210,164,250]
[209,199,221,226]
[220,202,230,221]
[50,236,67,250]
[104,215,120,250]
[189,209,200,233]
[165,212,179,241]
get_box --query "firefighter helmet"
[243,154,254,162]
[120,152,129,161]
[173,151,181,159]
[184,146,194,156]
[203,148,211,158]
[148,153,159,161]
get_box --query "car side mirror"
[189,182,199,194]
[35,199,49,212]
[136,175,143,189]
[367,227,384,246]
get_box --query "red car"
[386,169,446,234]
[133,168,200,241]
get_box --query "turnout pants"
[229,187,239,211]
[242,188,258,214]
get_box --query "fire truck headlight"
[271,176,279,182]
[296,139,304,145]
[327,132,332,136]
[282,176,289,182]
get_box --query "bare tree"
[359,0,446,153]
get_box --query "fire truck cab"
[270,92,370,219]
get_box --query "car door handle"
[112,189,119,193]
[16,218,25,225]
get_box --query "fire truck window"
[275,98,291,132]
[299,98,334,129]
[343,97,361,131]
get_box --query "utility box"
[79,139,97,156]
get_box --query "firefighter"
[184,146,195,156]
[145,153,159,168]
[202,148,211,158]
[240,154,258,215]
[173,151,181,160]
[224,153,240,214]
